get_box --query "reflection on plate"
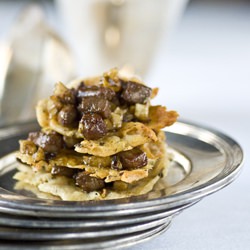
[0,120,244,249]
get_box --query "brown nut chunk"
[62,90,76,105]
[28,131,64,153]
[77,84,115,101]
[120,81,152,104]
[51,166,76,178]
[74,171,105,192]
[78,96,111,118]
[118,148,147,170]
[57,105,78,127]
[55,84,76,105]
[79,113,107,140]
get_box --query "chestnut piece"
[118,148,148,170]
[79,113,107,140]
[75,171,105,192]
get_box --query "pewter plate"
[0,204,186,228]
[0,120,244,218]
[0,222,170,250]
[0,217,170,241]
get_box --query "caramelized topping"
[77,84,115,101]
[79,113,107,140]
[118,147,147,170]
[17,69,177,198]
[58,88,76,105]
[120,81,152,104]
[74,171,105,192]
[28,131,63,153]
[51,166,76,178]
[78,97,111,118]
[57,105,78,127]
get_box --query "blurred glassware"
[0,4,76,126]
[0,42,12,117]
[55,0,189,78]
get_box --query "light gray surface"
[136,0,250,249]
[0,0,249,249]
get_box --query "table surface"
[138,1,250,249]
[0,0,249,249]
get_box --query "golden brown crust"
[147,105,179,130]
[75,122,157,157]
[36,99,50,128]
[14,131,168,200]
[15,68,177,201]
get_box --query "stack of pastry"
[15,69,178,201]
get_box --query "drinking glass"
[56,0,189,78]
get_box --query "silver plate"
[0,222,170,250]
[0,204,187,228]
[0,217,170,241]
[0,120,243,217]
[0,120,244,249]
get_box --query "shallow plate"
[0,203,188,228]
[0,216,170,241]
[0,222,170,250]
[0,120,244,217]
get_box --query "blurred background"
[0,0,249,127]
[0,0,249,249]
